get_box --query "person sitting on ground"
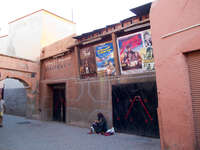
[89,112,107,134]
[0,95,6,127]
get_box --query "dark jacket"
[93,118,107,134]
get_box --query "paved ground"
[0,115,161,150]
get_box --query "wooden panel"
[187,50,200,147]
[112,33,120,76]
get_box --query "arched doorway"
[0,77,33,117]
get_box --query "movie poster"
[79,47,97,78]
[95,42,116,76]
[117,29,154,74]
[142,30,154,71]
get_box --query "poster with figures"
[142,30,154,71]
[95,42,116,76]
[117,29,154,74]
[79,47,97,78]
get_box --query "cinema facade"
[39,3,160,137]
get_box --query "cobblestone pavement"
[0,115,160,150]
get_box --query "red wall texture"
[40,33,156,128]
[0,54,40,119]
[41,34,76,59]
[39,13,157,133]
[150,0,200,149]
[41,52,77,80]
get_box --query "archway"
[0,54,40,119]
[0,77,36,118]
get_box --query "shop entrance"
[52,84,66,123]
[112,82,159,137]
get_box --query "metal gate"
[112,82,159,137]
[4,88,27,116]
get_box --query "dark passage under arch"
[1,78,28,117]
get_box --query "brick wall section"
[40,35,78,121]
[39,83,53,121]
[41,34,76,59]
[41,52,77,80]
[0,54,38,75]
[0,54,40,119]
[66,79,112,127]
[40,72,156,128]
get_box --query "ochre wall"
[150,0,200,149]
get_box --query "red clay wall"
[66,73,156,128]
[41,52,77,80]
[41,34,76,59]
[0,54,40,119]
[40,38,156,127]
[40,65,155,128]
[39,16,156,129]
[67,79,112,127]
[40,50,78,120]
[150,0,200,149]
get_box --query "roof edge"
[8,9,76,24]
[74,18,150,41]
[0,53,37,63]
[130,2,152,16]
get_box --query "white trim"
[161,24,200,38]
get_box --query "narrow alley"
[0,115,160,150]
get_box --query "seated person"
[89,113,107,134]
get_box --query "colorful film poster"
[79,47,97,78]
[95,42,116,76]
[117,29,154,74]
[142,30,154,71]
